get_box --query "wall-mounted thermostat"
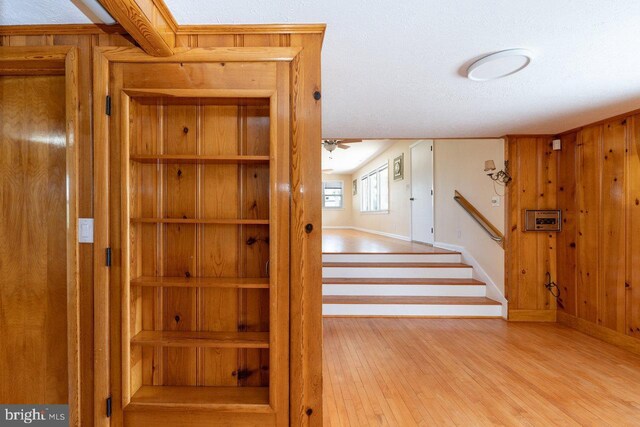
[524,210,561,232]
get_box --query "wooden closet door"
[95,48,296,427]
[0,75,68,403]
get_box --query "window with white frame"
[322,180,344,209]
[360,163,389,212]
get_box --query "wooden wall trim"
[151,0,178,32]
[289,33,324,427]
[0,23,326,37]
[557,311,640,356]
[0,45,71,75]
[0,24,126,35]
[96,45,302,62]
[178,24,326,35]
[97,0,175,56]
[92,48,110,427]
[65,46,81,427]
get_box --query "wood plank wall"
[506,110,640,349]
[556,114,640,346]
[0,25,324,426]
[504,136,558,321]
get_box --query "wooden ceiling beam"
[97,0,176,56]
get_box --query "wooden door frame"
[0,46,80,426]
[93,46,305,426]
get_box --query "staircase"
[322,250,502,317]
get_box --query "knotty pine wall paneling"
[556,115,639,349]
[504,136,557,321]
[627,114,640,340]
[575,124,601,323]
[512,110,640,351]
[599,118,626,333]
[556,132,578,316]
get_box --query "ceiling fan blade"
[337,143,351,150]
[339,139,363,143]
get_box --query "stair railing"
[453,190,504,248]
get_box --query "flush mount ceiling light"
[467,49,534,81]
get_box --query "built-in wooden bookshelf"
[123,95,275,409]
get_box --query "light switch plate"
[491,196,501,207]
[78,218,94,243]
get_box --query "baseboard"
[434,241,508,319]
[508,309,556,322]
[322,225,411,242]
[557,311,640,356]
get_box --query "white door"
[410,140,434,244]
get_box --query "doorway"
[410,140,434,244]
[0,46,79,421]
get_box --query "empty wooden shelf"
[131,276,270,289]
[131,331,270,349]
[130,218,269,225]
[129,154,270,164]
[129,386,270,410]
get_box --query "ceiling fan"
[322,139,363,153]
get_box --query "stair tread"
[322,278,485,285]
[323,262,472,268]
[322,296,501,305]
[322,250,461,255]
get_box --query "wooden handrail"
[453,190,504,248]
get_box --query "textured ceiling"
[322,140,395,174]
[0,0,114,25]
[4,0,640,137]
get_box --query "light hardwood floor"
[323,229,456,254]
[323,318,640,426]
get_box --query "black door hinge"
[105,248,112,267]
[105,96,111,116]
[106,396,112,418]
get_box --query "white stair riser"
[322,253,461,263]
[323,284,486,297]
[322,304,501,317]
[323,267,473,279]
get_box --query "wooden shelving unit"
[121,95,278,416]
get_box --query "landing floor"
[323,318,640,426]
[322,229,456,254]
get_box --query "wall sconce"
[484,160,512,184]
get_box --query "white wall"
[322,173,353,227]
[434,138,505,293]
[350,140,414,238]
